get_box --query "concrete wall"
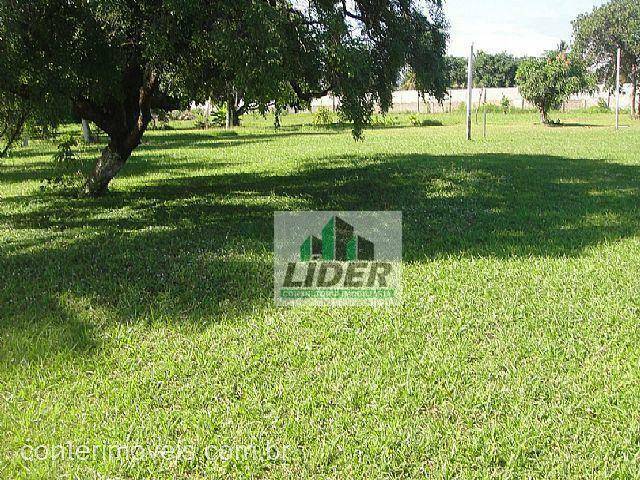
[310,84,634,113]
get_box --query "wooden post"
[466,43,474,141]
[483,111,487,139]
[615,47,621,130]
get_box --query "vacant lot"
[2,112,640,478]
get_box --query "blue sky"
[445,0,606,57]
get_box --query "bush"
[501,95,511,114]
[371,114,399,127]
[169,110,195,121]
[193,107,226,129]
[408,114,442,127]
[150,109,173,130]
[598,98,610,111]
[312,107,335,127]
[581,98,611,113]
[478,104,504,114]
[41,135,87,195]
[572,99,612,114]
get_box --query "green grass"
[2,111,640,478]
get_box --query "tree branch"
[290,80,332,103]
[341,0,364,22]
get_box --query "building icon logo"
[301,216,374,262]
[274,211,402,306]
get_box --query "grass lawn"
[2,111,640,478]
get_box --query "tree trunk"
[226,92,233,130]
[225,91,243,128]
[231,108,241,126]
[540,108,548,124]
[84,143,127,196]
[76,65,158,197]
[81,119,93,143]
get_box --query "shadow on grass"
[547,122,608,128]
[0,127,342,185]
[2,150,640,359]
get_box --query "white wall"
[310,84,634,113]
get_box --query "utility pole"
[615,47,621,130]
[466,43,474,140]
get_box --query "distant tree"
[474,52,522,88]
[572,0,640,117]
[516,50,594,124]
[0,0,448,196]
[430,53,522,90]
[399,56,469,91]
[446,57,469,88]
[399,69,417,90]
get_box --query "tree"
[0,0,448,196]
[474,52,521,88]
[572,0,640,117]
[516,50,594,124]
[399,56,469,90]
[446,56,469,88]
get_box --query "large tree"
[0,0,448,196]
[516,50,594,124]
[572,0,640,116]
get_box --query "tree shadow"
[2,151,640,360]
[0,127,342,185]
[137,128,338,152]
[548,122,608,128]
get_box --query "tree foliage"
[474,52,521,88]
[445,56,469,88]
[572,0,640,115]
[516,50,594,124]
[431,52,521,90]
[0,0,448,195]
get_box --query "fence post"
[483,111,487,139]
[466,43,474,141]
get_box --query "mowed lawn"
[2,112,640,478]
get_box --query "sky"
[445,0,607,57]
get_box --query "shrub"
[478,104,504,114]
[313,107,335,127]
[193,106,226,129]
[598,98,610,110]
[150,109,172,130]
[408,114,442,127]
[211,107,227,127]
[371,114,398,127]
[501,95,511,114]
[41,135,87,195]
